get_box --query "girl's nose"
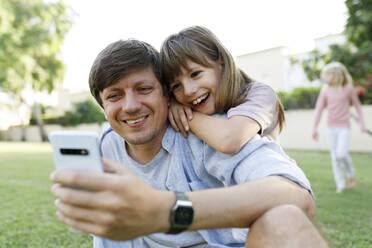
[183,82,197,97]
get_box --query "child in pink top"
[312,62,366,193]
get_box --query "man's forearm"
[184,176,315,231]
[52,167,314,240]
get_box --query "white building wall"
[236,46,288,91]
[236,33,345,91]
[314,33,346,53]
[280,105,372,152]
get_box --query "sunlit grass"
[0,142,371,247]
[0,142,91,248]
[287,150,372,248]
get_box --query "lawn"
[0,142,92,248]
[286,150,372,248]
[0,142,371,247]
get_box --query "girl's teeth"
[193,94,207,105]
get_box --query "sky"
[60,0,347,93]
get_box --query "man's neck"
[125,128,167,164]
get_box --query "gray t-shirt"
[94,121,313,248]
[227,82,280,142]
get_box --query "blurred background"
[0,0,371,152]
[1,1,372,247]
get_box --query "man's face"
[100,67,169,146]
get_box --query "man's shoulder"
[100,127,123,150]
[163,125,205,153]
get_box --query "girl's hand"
[312,131,318,141]
[168,99,193,137]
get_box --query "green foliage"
[1,143,372,247]
[40,99,106,126]
[355,74,372,105]
[0,0,74,93]
[278,87,321,110]
[297,0,372,105]
[345,0,372,48]
[298,50,329,81]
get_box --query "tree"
[298,0,372,104]
[0,0,74,140]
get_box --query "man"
[51,39,328,247]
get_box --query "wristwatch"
[168,192,194,234]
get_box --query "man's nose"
[122,92,141,113]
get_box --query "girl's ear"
[219,59,224,69]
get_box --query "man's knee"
[246,205,328,248]
[247,204,308,240]
[254,204,306,230]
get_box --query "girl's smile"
[170,60,221,115]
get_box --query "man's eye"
[190,71,201,78]
[139,87,152,93]
[107,94,120,100]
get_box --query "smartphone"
[49,130,103,173]
[49,130,103,234]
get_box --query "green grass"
[286,150,372,248]
[0,142,92,247]
[0,142,371,247]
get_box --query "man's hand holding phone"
[50,158,171,240]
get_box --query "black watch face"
[175,207,194,225]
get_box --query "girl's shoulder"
[242,82,277,105]
[343,84,353,91]
[250,81,274,90]
[247,82,276,96]
[320,85,333,94]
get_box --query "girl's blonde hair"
[160,26,285,131]
[322,62,352,87]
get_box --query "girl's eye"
[190,71,201,78]
[171,83,181,91]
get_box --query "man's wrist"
[167,191,194,234]
[153,190,175,234]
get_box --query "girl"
[312,62,366,193]
[160,26,285,154]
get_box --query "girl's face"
[170,59,222,115]
[323,72,336,86]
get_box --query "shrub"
[278,82,371,110]
[278,87,321,110]
[355,74,372,105]
[33,99,106,126]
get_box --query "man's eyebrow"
[104,87,121,92]
[102,88,121,95]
